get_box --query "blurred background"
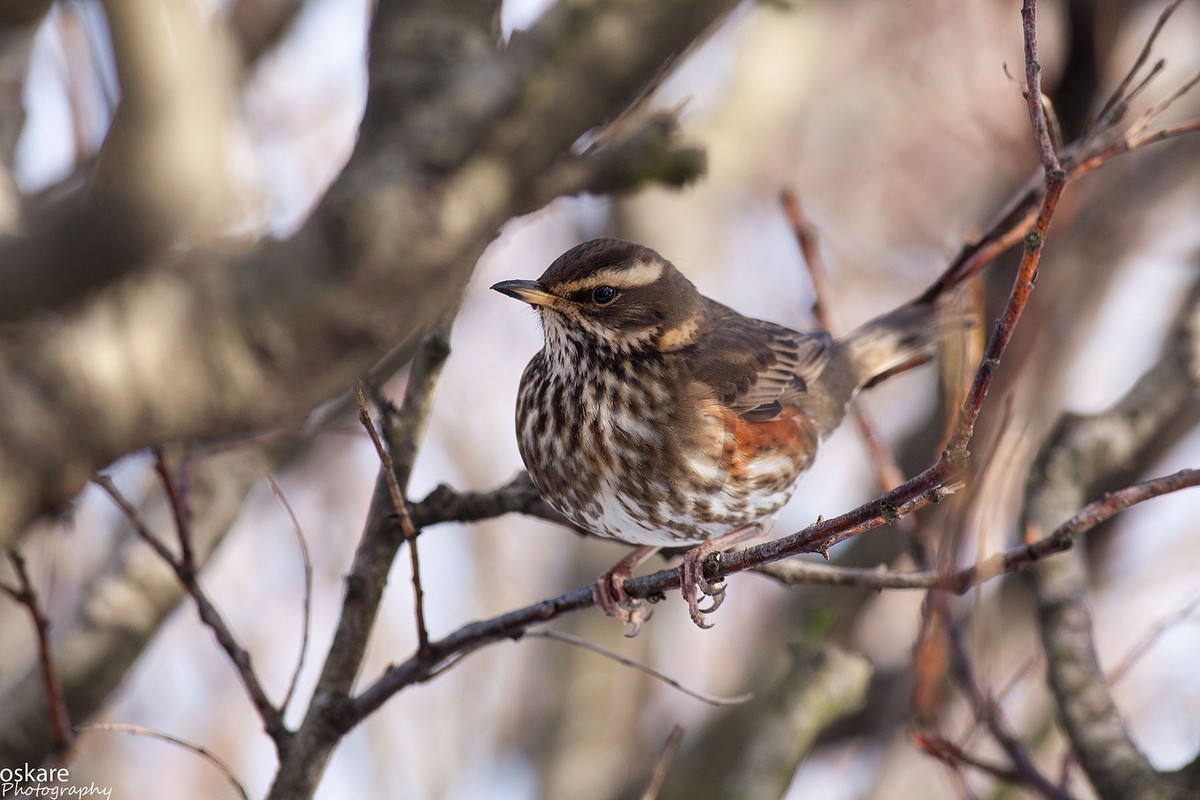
[2,0,1200,798]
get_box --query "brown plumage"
[493,237,952,630]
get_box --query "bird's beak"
[491,279,558,308]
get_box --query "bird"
[492,237,956,632]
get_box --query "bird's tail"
[840,298,969,389]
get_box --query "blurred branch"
[940,609,1071,799]
[0,0,50,28]
[525,630,752,707]
[651,643,871,800]
[0,549,73,756]
[532,113,706,204]
[0,0,234,323]
[0,0,739,550]
[1107,593,1200,686]
[1027,276,1200,800]
[641,725,685,800]
[916,732,1028,788]
[78,723,249,800]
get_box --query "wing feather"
[686,299,831,420]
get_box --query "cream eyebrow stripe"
[554,259,664,294]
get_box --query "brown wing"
[687,299,831,421]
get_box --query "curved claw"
[680,546,721,628]
[592,545,659,636]
[696,581,726,614]
[623,605,654,638]
[679,524,762,629]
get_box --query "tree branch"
[0,549,73,756]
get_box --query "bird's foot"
[593,545,659,637]
[679,525,762,629]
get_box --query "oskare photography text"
[0,765,113,799]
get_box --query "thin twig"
[94,475,290,751]
[266,473,313,715]
[915,731,1024,786]
[2,550,73,753]
[945,613,1070,799]
[1129,67,1200,140]
[641,725,685,800]
[1087,0,1182,139]
[1020,0,1062,173]
[154,448,194,571]
[1107,592,1200,685]
[80,722,250,800]
[525,630,753,707]
[922,6,1198,304]
[355,386,431,656]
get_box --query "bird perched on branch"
[493,237,956,632]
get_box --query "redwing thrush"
[493,238,951,631]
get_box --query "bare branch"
[1087,0,1182,138]
[532,113,706,204]
[525,630,753,708]
[267,327,455,799]
[0,0,235,322]
[1020,0,1062,173]
[408,473,570,530]
[1,549,73,754]
[355,386,429,655]
[79,723,249,800]
[96,475,290,752]
[266,474,314,715]
[944,610,1074,799]
[641,725,685,800]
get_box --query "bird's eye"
[591,285,617,305]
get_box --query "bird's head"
[491,238,704,353]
